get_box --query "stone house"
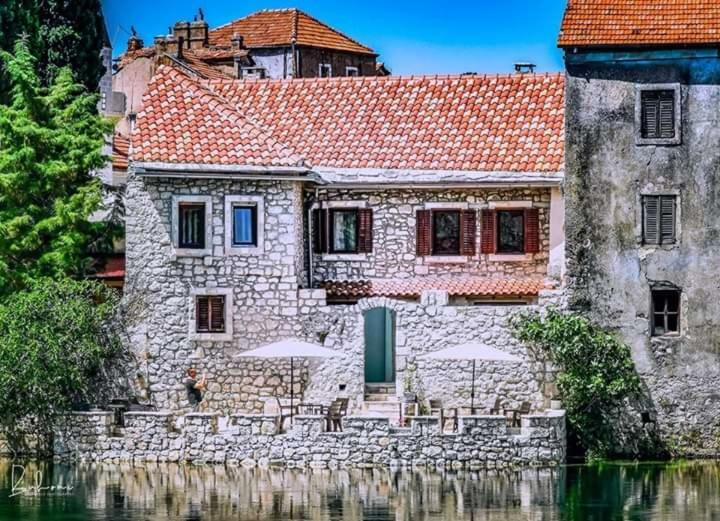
[123,66,565,418]
[559,0,720,453]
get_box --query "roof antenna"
[195,8,205,21]
[514,62,536,74]
[130,25,138,37]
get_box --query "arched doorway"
[364,307,395,383]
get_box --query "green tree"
[0,0,106,99]
[511,309,642,460]
[0,278,123,452]
[0,40,112,297]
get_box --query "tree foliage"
[511,309,642,459]
[0,40,113,297]
[0,278,123,451]
[0,0,106,99]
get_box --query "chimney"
[514,62,536,74]
[127,26,143,52]
[231,33,244,50]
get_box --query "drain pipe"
[306,187,319,288]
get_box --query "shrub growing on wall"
[0,278,122,452]
[511,309,641,459]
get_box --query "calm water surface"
[0,459,718,520]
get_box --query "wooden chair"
[324,398,349,432]
[504,401,531,428]
[275,397,297,433]
[488,397,504,415]
[429,399,459,432]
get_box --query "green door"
[364,308,395,383]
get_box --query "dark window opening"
[179,203,205,249]
[643,195,676,245]
[651,289,680,336]
[196,295,225,333]
[319,64,332,78]
[232,205,257,246]
[432,210,461,255]
[641,90,675,139]
[329,209,358,253]
[497,210,525,254]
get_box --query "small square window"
[496,210,525,254]
[651,289,680,336]
[232,205,257,246]
[329,209,358,253]
[346,66,359,77]
[196,295,225,333]
[641,90,675,139]
[319,63,332,78]
[642,195,676,245]
[179,203,206,249]
[432,210,461,255]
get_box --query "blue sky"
[102,0,566,75]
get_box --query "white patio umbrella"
[420,342,522,411]
[234,339,340,418]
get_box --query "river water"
[0,459,718,520]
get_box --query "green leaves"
[511,309,641,458]
[0,278,122,451]
[0,40,113,297]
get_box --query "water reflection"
[0,460,718,520]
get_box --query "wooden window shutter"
[460,210,477,256]
[660,196,675,243]
[312,209,328,253]
[480,210,496,254]
[641,95,659,139]
[643,196,659,245]
[196,296,210,332]
[642,90,675,139]
[210,296,225,332]
[416,210,432,256]
[357,208,373,253]
[658,92,675,139]
[524,208,540,254]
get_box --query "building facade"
[559,0,720,454]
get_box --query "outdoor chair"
[274,397,297,433]
[324,398,349,432]
[504,401,531,428]
[429,399,458,432]
[488,397,504,415]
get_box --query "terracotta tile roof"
[117,46,156,69]
[559,0,720,47]
[112,134,130,171]
[205,73,565,172]
[132,66,306,167]
[190,47,249,61]
[322,278,550,299]
[177,50,235,80]
[94,256,125,279]
[209,8,375,55]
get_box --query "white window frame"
[345,66,359,77]
[172,195,213,257]
[419,202,471,263]
[319,63,332,78]
[224,195,265,256]
[189,287,233,342]
[486,200,536,262]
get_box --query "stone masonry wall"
[52,411,566,469]
[312,187,552,284]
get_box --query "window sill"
[422,255,470,264]
[488,253,533,262]
[226,245,264,256]
[175,248,212,258]
[190,332,233,342]
[321,253,368,261]
[635,137,681,147]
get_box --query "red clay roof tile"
[559,0,720,47]
[323,278,550,299]
[112,133,130,171]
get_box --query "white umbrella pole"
[290,357,295,421]
[470,360,476,412]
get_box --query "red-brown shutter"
[358,208,373,253]
[210,296,225,332]
[480,210,496,254]
[524,208,540,254]
[312,209,327,253]
[416,210,432,256]
[460,210,477,256]
[196,296,210,332]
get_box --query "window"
[330,209,358,253]
[179,203,206,249]
[641,90,675,139]
[643,195,676,245]
[319,63,332,78]
[496,210,525,254]
[651,288,680,336]
[232,205,257,246]
[196,295,225,333]
[432,210,461,255]
[346,66,359,77]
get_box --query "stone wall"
[53,410,566,469]
[564,51,720,455]
[312,187,552,284]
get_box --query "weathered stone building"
[559,0,720,454]
[123,66,565,420]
